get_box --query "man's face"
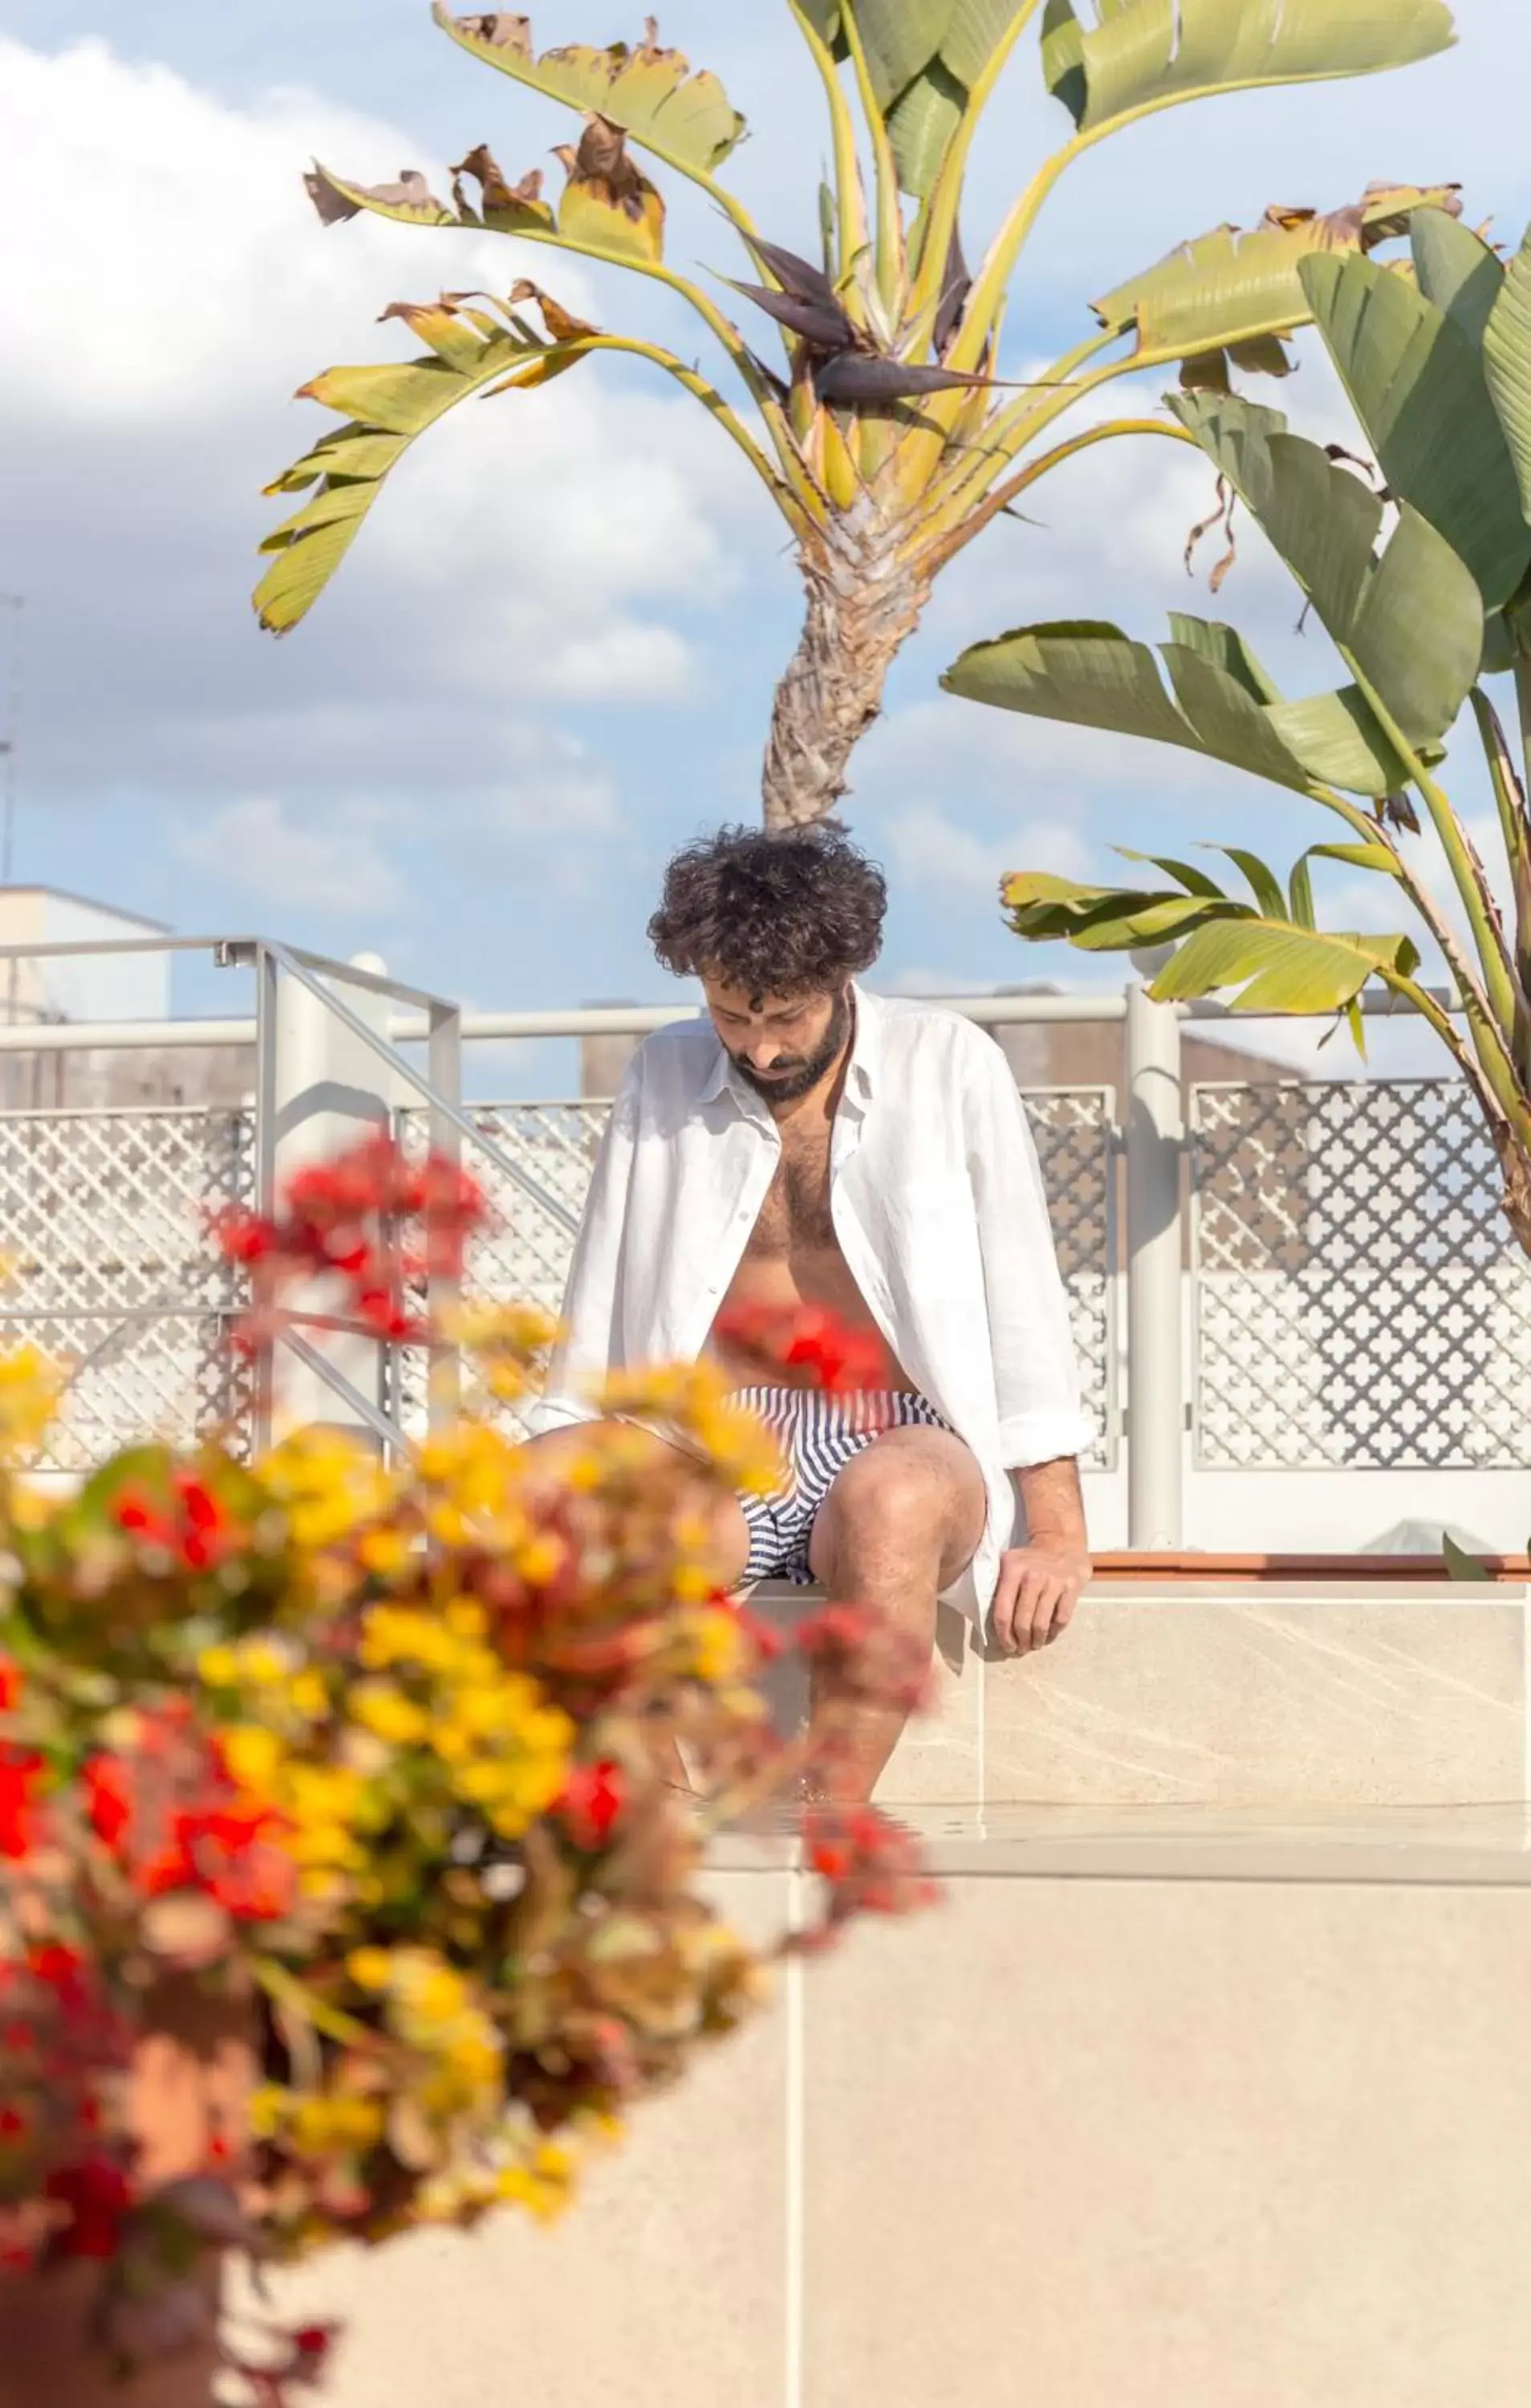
[702,978,852,1104]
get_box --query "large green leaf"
[255,298,582,633]
[1170,393,1484,746]
[430,7,746,176]
[1484,227,1531,530]
[1150,914,1418,1011]
[941,617,1411,797]
[1001,855,1419,1011]
[1043,0,1455,135]
[1094,187,1458,361]
[1299,250,1531,609]
[1410,207,1504,348]
[793,1,1039,196]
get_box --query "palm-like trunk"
[1499,1129,1531,1258]
[761,520,928,832]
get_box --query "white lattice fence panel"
[0,1108,255,1470]
[1021,1090,1115,1466]
[397,1092,1118,1465]
[1192,1080,1531,1469]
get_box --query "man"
[526,826,1093,1799]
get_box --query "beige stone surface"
[983,1595,1526,1807]
[262,1865,791,2408]
[802,1874,1531,2408]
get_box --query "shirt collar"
[698,982,881,1112]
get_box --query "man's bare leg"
[518,1420,752,1788]
[806,1426,986,1804]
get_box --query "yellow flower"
[260,1427,395,1548]
[239,1638,292,1686]
[496,2138,577,2222]
[359,1605,457,1676]
[0,1346,62,1462]
[678,1605,749,1686]
[286,1668,330,1722]
[290,2093,386,2157]
[197,1644,240,1689]
[513,1533,564,1588]
[249,2084,291,2140]
[221,1723,285,1794]
[349,1680,428,1747]
[357,1526,414,1580]
[347,1947,394,1993]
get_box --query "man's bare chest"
[744,1131,837,1258]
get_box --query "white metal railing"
[0,934,1521,1548]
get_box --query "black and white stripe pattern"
[733,1385,952,1587]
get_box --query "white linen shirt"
[526,985,1092,1630]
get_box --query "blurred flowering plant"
[0,1137,935,2398]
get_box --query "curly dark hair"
[648,826,887,996]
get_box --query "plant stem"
[917,416,1197,574]
[785,0,870,280]
[908,0,1050,334]
[839,3,906,316]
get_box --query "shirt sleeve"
[962,1028,1094,1469]
[522,1058,642,1436]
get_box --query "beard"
[730,988,853,1104]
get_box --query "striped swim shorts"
[733,1385,952,1588]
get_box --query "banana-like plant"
[256,1,1459,831]
[945,205,1531,1252]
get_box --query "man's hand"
[990,1537,1091,1655]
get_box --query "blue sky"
[2,0,1529,1085]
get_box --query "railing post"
[269,951,394,1446]
[427,1001,464,1434]
[1125,982,1185,1548]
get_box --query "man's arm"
[963,1032,1094,1653]
[521,1061,642,1438]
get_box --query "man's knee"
[819,1434,976,1560]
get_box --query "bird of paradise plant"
[256,1,1460,828]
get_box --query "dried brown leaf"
[456,10,533,51]
[508,277,599,343]
[305,166,449,227]
[555,114,656,229]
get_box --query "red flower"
[713,1300,890,1395]
[45,2157,133,2260]
[802,1805,940,1926]
[26,1942,83,1995]
[0,1750,44,1861]
[0,1658,22,1714]
[113,1488,169,1543]
[83,1756,134,1849]
[210,1207,274,1267]
[554,1760,626,1849]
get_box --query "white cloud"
[174,795,409,916]
[0,31,769,852]
[884,803,1088,902]
[0,36,580,426]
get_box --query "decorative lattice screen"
[0,1108,255,1470]
[1192,1079,1531,1469]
